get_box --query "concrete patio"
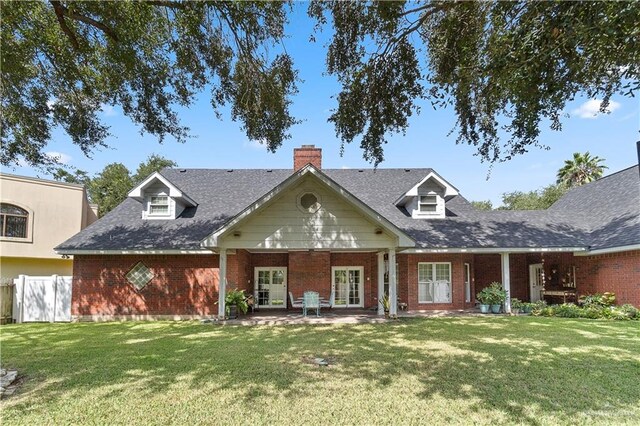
[205,308,488,326]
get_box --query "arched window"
[0,203,29,238]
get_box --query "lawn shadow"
[1,317,639,424]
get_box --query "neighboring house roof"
[56,165,640,253]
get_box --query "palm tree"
[556,152,607,187]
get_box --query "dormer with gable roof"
[127,172,197,220]
[394,171,459,219]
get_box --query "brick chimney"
[293,145,322,171]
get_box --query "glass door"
[254,267,287,308]
[332,267,364,307]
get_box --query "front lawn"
[1,317,639,425]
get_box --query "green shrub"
[530,300,548,316]
[612,304,639,320]
[581,306,606,319]
[579,292,616,308]
[620,304,638,319]
[554,303,582,318]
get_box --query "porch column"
[218,248,227,319]
[501,252,511,313]
[389,248,397,317]
[377,251,385,315]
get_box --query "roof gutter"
[55,249,215,255]
[573,244,640,256]
[401,247,588,254]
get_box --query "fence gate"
[12,275,72,323]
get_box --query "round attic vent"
[297,191,321,213]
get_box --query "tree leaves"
[311,1,639,166]
[2,2,638,168]
[1,0,297,169]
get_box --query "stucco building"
[0,173,97,281]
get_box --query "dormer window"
[149,195,169,216]
[128,171,197,220]
[419,195,438,213]
[394,171,459,220]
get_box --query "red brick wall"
[575,250,640,307]
[474,254,502,295]
[72,254,221,316]
[288,251,331,301]
[405,254,470,311]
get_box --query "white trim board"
[402,247,588,254]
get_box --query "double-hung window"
[149,195,169,216]
[418,262,451,303]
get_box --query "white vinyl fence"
[12,275,72,323]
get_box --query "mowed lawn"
[1,317,639,425]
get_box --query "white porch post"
[501,252,511,313]
[377,251,385,316]
[218,248,227,319]
[389,248,397,317]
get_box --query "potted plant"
[224,288,249,319]
[488,282,507,314]
[378,293,391,318]
[511,298,523,315]
[476,287,492,313]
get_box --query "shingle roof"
[56,165,639,252]
[549,165,639,250]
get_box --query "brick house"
[57,146,640,320]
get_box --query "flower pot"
[227,305,238,319]
[491,304,502,314]
[479,304,490,314]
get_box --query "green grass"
[1,317,639,425]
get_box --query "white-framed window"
[419,195,438,213]
[418,262,451,303]
[148,195,169,216]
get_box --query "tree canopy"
[498,183,568,211]
[53,154,177,216]
[2,0,296,168]
[2,1,639,168]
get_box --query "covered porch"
[215,248,402,319]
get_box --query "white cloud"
[572,99,621,119]
[101,104,118,117]
[46,98,57,110]
[46,151,72,164]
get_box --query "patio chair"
[320,288,334,309]
[288,292,303,310]
[303,291,320,317]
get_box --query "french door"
[332,267,364,308]
[254,267,287,308]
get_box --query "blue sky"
[6,5,640,206]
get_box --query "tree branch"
[50,0,119,43]
[146,1,186,10]
[50,0,79,50]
